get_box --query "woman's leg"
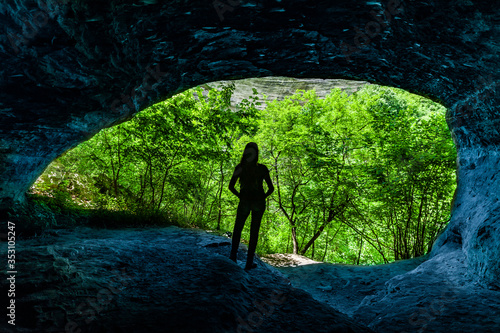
[230,200,251,262]
[245,200,266,270]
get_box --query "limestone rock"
[0,226,374,333]
[0,0,499,316]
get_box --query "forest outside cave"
[24,77,457,267]
[1,2,498,332]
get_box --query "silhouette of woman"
[229,142,274,271]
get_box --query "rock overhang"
[0,0,499,287]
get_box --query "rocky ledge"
[1,226,373,333]
[3,226,500,332]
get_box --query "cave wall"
[0,0,498,286]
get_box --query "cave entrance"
[30,77,457,265]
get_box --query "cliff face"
[0,0,499,290]
[205,76,368,109]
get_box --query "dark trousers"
[230,199,266,269]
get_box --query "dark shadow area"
[1,226,375,333]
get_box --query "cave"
[1,0,499,332]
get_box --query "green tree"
[32,83,456,265]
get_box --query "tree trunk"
[291,226,299,254]
[300,223,326,255]
[299,198,349,256]
[356,227,365,265]
[322,228,329,261]
[216,160,225,230]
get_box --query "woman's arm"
[264,167,274,198]
[228,166,241,198]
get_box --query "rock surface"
[3,226,500,332]
[278,251,500,332]
[1,0,500,325]
[0,226,374,333]
[205,76,368,109]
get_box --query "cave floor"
[265,245,500,332]
[262,253,427,316]
[2,226,500,332]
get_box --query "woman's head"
[240,142,259,165]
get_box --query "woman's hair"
[239,142,259,187]
[240,142,259,166]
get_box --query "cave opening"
[2,1,499,331]
[29,77,457,266]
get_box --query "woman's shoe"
[244,263,258,271]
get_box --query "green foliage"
[30,82,456,265]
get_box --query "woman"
[228,142,274,271]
